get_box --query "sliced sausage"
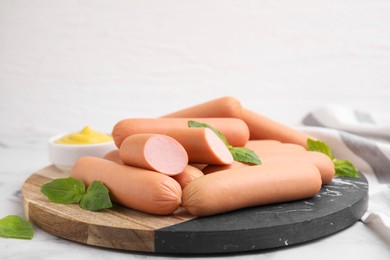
[164,127,233,165]
[119,134,188,176]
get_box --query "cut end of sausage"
[144,135,189,176]
[204,128,234,165]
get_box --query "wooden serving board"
[22,165,368,254]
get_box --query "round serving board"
[22,165,368,254]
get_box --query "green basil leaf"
[334,159,361,178]
[229,146,261,165]
[80,181,112,211]
[188,120,229,146]
[307,138,334,159]
[41,177,85,204]
[0,215,34,239]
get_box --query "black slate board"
[155,174,368,254]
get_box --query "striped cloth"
[298,104,390,229]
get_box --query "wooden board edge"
[21,166,197,252]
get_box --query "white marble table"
[1,134,389,260]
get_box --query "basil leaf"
[41,177,85,204]
[188,120,229,146]
[0,215,34,240]
[229,146,261,165]
[80,181,112,211]
[307,138,334,159]
[334,159,361,178]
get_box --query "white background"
[1,0,390,136]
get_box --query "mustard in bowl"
[48,126,116,172]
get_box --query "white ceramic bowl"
[48,133,117,172]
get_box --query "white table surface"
[1,133,390,260]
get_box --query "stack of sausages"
[71,96,335,217]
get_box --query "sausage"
[204,140,334,183]
[202,142,306,174]
[189,164,208,171]
[119,134,188,176]
[112,117,249,148]
[244,139,281,146]
[162,96,314,148]
[164,127,233,165]
[183,162,322,216]
[103,149,124,164]
[260,151,335,184]
[71,156,182,215]
[171,165,204,189]
[241,108,313,148]
[250,142,334,184]
[245,140,305,153]
[162,96,242,118]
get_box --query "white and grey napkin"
[299,104,390,229]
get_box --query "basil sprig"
[0,215,34,240]
[41,177,112,211]
[307,138,360,178]
[188,120,261,165]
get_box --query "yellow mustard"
[55,126,113,145]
